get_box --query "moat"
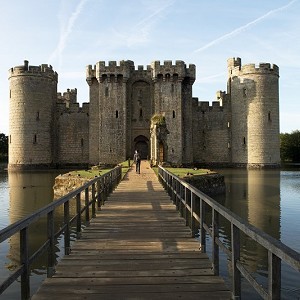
[0,165,299,299]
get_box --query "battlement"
[151,60,196,81]
[9,60,58,81]
[240,63,279,75]
[227,57,242,69]
[57,88,77,105]
[136,65,152,72]
[86,60,136,80]
[228,57,279,77]
[197,99,224,112]
[56,102,89,114]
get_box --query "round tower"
[228,58,280,168]
[8,60,58,170]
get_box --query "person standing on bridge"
[133,150,141,174]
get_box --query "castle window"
[117,74,123,84]
[172,110,176,118]
[36,111,40,121]
[101,74,107,82]
[116,110,119,118]
[157,74,163,82]
[105,87,109,97]
[227,121,230,128]
[139,109,143,118]
[33,134,37,144]
[268,111,271,121]
[228,142,231,149]
[81,138,84,147]
[165,73,170,82]
[243,137,246,145]
[243,88,247,97]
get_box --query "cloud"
[194,0,298,53]
[112,0,175,48]
[48,0,89,67]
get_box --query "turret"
[8,60,58,169]
[228,58,280,167]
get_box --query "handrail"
[158,166,300,300]
[0,165,122,299]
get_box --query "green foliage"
[151,114,166,126]
[68,160,132,179]
[280,130,300,162]
[0,133,8,161]
[152,167,214,177]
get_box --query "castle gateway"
[8,58,280,170]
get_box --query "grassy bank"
[152,166,215,178]
[67,160,133,179]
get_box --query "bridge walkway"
[32,161,231,299]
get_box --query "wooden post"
[64,200,71,255]
[85,187,90,225]
[268,251,281,299]
[47,211,55,277]
[92,183,96,218]
[212,209,219,275]
[20,227,30,300]
[97,180,101,210]
[76,193,81,238]
[191,193,196,237]
[171,177,176,204]
[199,198,206,253]
[231,224,241,298]
[184,187,188,226]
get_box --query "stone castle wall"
[8,58,280,169]
[8,61,57,169]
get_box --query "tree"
[0,133,8,161]
[280,130,300,162]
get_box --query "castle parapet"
[228,57,279,77]
[241,63,279,76]
[151,60,196,82]
[57,88,77,105]
[9,60,58,81]
[56,102,90,114]
[198,100,224,112]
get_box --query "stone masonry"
[8,58,280,170]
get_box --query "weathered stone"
[8,58,280,170]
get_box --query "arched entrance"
[134,135,149,159]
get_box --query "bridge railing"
[158,166,300,300]
[0,165,122,300]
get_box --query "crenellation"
[198,101,210,111]
[95,60,135,79]
[8,57,280,169]
[86,65,96,79]
[241,63,280,75]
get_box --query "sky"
[0,0,299,135]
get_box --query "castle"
[8,58,280,170]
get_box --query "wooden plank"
[32,161,231,299]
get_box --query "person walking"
[133,150,141,174]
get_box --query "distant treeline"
[0,131,299,163]
[280,130,300,163]
[0,133,8,162]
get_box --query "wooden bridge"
[32,161,231,299]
